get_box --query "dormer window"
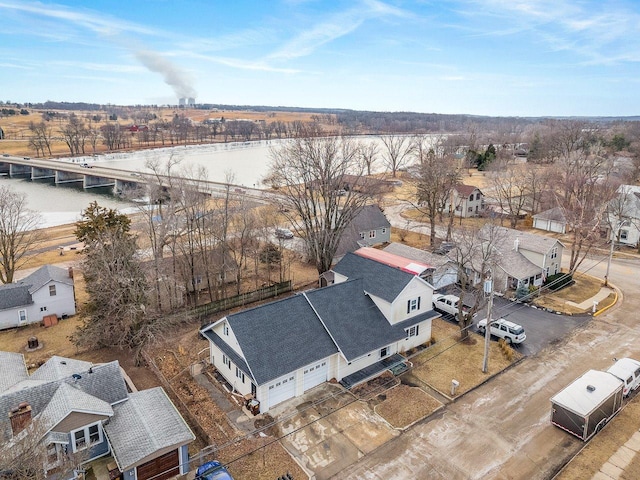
[550,247,558,259]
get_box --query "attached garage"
[137,449,179,480]
[303,360,328,391]
[266,374,296,410]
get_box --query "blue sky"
[1,0,639,116]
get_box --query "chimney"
[9,402,32,435]
[68,266,74,279]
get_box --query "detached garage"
[550,370,624,441]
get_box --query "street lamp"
[605,220,629,287]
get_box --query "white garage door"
[266,374,296,409]
[303,360,328,391]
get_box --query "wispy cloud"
[460,0,640,66]
[49,61,144,73]
[0,1,159,36]
[267,0,409,61]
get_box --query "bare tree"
[451,223,505,340]
[487,161,530,228]
[379,134,413,177]
[409,135,461,246]
[360,141,379,176]
[27,121,53,156]
[0,186,43,284]
[60,113,88,156]
[267,131,371,274]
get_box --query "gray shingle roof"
[383,242,453,268]
[0,359,128,443]
[533,207,567,223]
[332,252,414,302]
[335,205,390,258]
[480,225,563,255]
[304,279,406,361]
[39,383,113,433]
[225,294,338,385]
[21,265,73,294]
[0,351,28,393]
[30,356,93,382]
[104,387,195,471]
[0,283,33,310]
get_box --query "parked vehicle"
[551,369,623,441]
[275,227,294,239]
[607,357,640,397]
[432,293,469,317]
[195,461,234,480]
[477,318,526,344]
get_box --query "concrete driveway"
[271,384,398,480]
[337,254,640,479]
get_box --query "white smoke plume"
[134,49,196,99]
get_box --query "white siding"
[390,277,434,324]
[336,345,397,380]
[397,320,432,353]
[208,343,252,397]
[333,272,349,284]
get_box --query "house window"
[620,230,629,241]
[406,297,421,313]
[359,232,365,239]
[382,228,387,234]
[71,423,102,452]
[468,207,473,212]
[551,247,557,259]
[406,325,420,338]
[40,307,47,312]
[380,347,388,358]
[235,367,245,382]
[223,323,229,336]
[222,355,231,369]
[476,193,481,200]
[469,195,474,201]
[18,310,26,324]
[194,275,202,285]
[369,230,376,239]
[49,285,57,296]
[456,205,461,211]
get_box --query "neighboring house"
[607,185,640,247]
[0,265,76,331]
[473,226,564,293]
[0,351,194,480]
[443,184,485,218]
[201,252,439,413]
[533,207,568,234]
[333,205,391,260]
[382,243,458,290]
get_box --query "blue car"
[195,461,233,480]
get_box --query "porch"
[339,353,408,390]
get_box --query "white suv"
[477,318,526,344]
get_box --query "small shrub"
[544,273,573,291]
[515,284,529,300]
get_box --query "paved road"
[338,254,640,479]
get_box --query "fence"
[193,280,292,325]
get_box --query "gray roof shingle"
[104,387,195,471]
[39,383,113,433]
[21,265,73,294]
[335,205,390,258]
[383,242,453,268]
[0,352,28,393]
[30,356,93,382]
[0,359,128,443]
[225,294,338,385]
[0,283,33,310]
[332,252,414,302]
[305,279,407,361]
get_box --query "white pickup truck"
[432,293,470,317]
[607,357,640,397]
[477,318,526,344]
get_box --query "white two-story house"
[201,253,439,413]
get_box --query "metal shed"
[550,369,624,441]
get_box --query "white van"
[607,358,640,397]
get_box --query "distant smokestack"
[9,402,32,435]
[134,49,197,101]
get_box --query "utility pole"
[482,275,494,374]
[605,220,628,287]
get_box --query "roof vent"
[72,374,82,381]
[587,385,596,392]
[60,360,67,365]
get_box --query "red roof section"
[354,247,432,274]
[453,184,479,196]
